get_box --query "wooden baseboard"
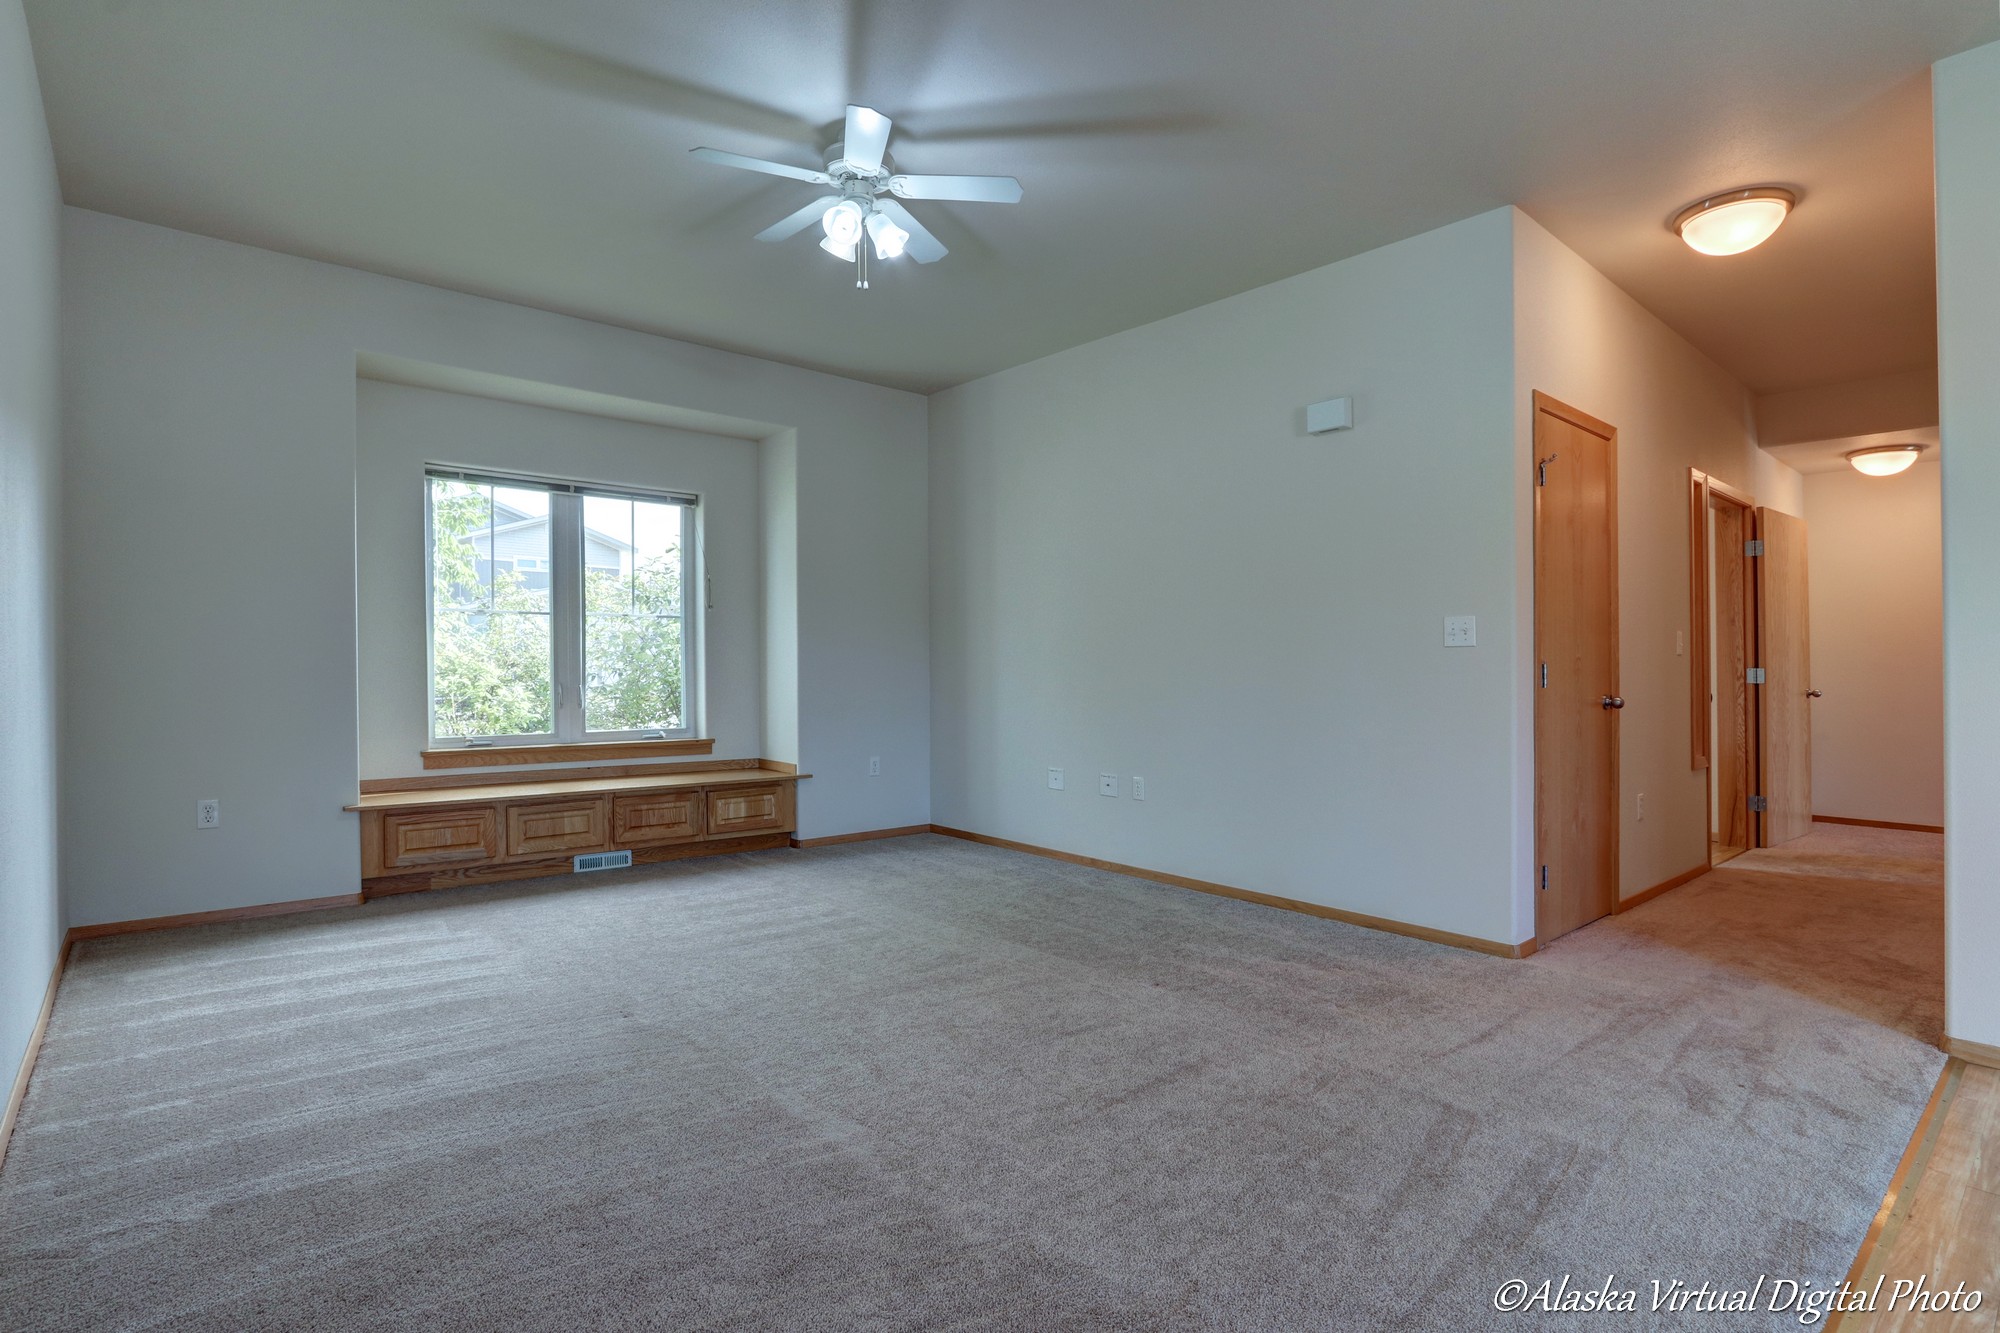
[1,936,73,1174]
[1946,1036,2000,1070]
[928,826,1533,959]
[66,893,365,942]
[1616,863,1709,913]
[1825,1059,1963,1332]
[791,825,931,849]
[1814,815,1945,834]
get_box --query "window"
[427,470,697,746]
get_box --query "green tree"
[429,483,685,738]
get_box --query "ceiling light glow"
[1673,187,1796,256]
[821,200,865,247]
[818,234,857,261]
[865,210,909,260]
[1846,444,1923,477]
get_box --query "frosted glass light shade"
[1846,445,1922,477]
[1674,188,1796,256]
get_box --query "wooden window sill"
[420,738,715,770]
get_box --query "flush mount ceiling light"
[1672,187,1797,256]
[692,105,1022,289]
[1846,444,1924,477]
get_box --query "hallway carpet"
[0,828,1944,1330]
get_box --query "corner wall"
[1511,210,1802,936]
[930,209,1523,946]
[1935,39,2000,1051]
[0,0,63,1086]
[1803,462,1943,829]
[59,209,930,927]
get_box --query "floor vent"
[573,850,634,873]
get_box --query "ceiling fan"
[692,104,1022,287]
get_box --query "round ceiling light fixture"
[1846,444,1925,477]
[1673,187,1797,256]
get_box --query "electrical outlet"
[1444,615,1477,647]
[868,755,881,776]
[1636,792,1646,822]
[1100,773,1118,797]
[1132,776,1146,801]
[196,799,221,829]
[1047,767,1065,791]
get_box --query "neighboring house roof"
[465,511,637,554]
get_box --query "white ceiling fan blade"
[888,174,1022,204]
[689,147,831,185]
[873,198,947,264]
[843,105,892,174]
[754,196,840,242]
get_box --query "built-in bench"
[345,760,806,898]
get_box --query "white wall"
[931,209,1523,947]
[355,381,764,777]
[1935,40,2000,1051]
[1512,212,1802,930]
[61,209,929,927]
[0,0,63,1083]
[1803,462,1943,828]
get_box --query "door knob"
[1806,690,1823,699]
[1601,695,1625,710]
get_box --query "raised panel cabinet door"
[505,798,611,858]
[384,808,499,868]
[613,791,704,846]
[705,783,790,836]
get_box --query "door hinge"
[1747,795,1768,813]
[1539,865,1549,891]
[1540,662,1549,689]
[1745,539,1765,557]
[1746,667,1766,685]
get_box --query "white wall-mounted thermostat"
[1306,397,1354,434]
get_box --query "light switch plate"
[1444,615,1477,647]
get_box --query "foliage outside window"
[427,472,696,744]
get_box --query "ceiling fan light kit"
[693,104,1022,289]
[1672,186,1796,256]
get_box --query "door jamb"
[1688,468,1757,855]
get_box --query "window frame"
[424,467,701,749]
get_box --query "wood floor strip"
[928,825,1534,958]
[0,937,72,1173]
[1826,1059,1963,1332]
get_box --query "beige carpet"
[0,826,1944,1330]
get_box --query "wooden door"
[1533,393,1619,944]
[1755,507,1813,845]
[1711,499,1756,849]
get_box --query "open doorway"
[1689,469,1816,862]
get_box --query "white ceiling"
[23,0,1997,395]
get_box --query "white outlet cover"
[1444,615,1477,647]
[1048,767,1065,790]
[1132,777,1147,801]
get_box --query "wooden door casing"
[1755,507,1813,846]
[1711,499,1756,849]
[1533,393,1620,945]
